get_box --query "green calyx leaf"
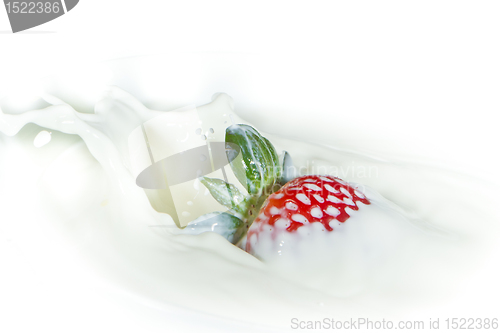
[200,176,247,215]
[183,211,245,244]
[225,124,282,195]
[279,150,295,184]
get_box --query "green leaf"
[200,176,246,212]
[262,136,282,183]
[182,212,245,244]
[225,124,282,195]
[279,150,295,184]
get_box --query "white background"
[1,1,500,332]
[1,1,499,181]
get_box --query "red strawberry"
[246,174,370,254]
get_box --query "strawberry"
[246,174,370,255]
[184,123,370,257]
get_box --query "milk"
[1,87,499,329]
